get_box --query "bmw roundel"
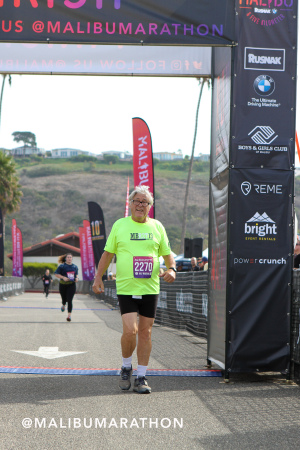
[253,75,275,97]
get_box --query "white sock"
[137,365,147,378]
[122,356,132,368]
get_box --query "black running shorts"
[118,294,159,318]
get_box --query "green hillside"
[4,156,210,274]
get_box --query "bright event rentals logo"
[244,212,277,240]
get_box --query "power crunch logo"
[244,212,277,241]
[130,233,153,241]
[238,0,293,27]
[234,257,286,265]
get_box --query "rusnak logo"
[244,212,277,241]
[0,0,122,9]
[238,0,293,27]
[244,47,285,71]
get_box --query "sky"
[0,74,211,157]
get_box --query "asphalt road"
[0,292,300,450]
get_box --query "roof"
[7,232,81,259]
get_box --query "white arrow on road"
[11,347,87,360]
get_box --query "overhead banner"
[83,219,95,280]
[12,219,23,277]
[0,43,212,76]
[0,209,4,276]
[132,117,154,219]
[88,202,106,268]
[0,0,235,45]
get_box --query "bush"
[26,166,70,177]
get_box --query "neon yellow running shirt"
[104,216,171,295]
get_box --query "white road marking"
[11,347,87,360]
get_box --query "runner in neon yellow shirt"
[93,185,176,394]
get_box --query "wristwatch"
[169,267,177,273]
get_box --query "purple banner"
[83,219,95,281]
[0,0,235,45]
[12,219,23,277]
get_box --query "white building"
[51,148,95,158]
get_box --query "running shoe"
[119,366,132,390]
[61,305,65,312]
[66,317,71,322]
[133,377,151,394]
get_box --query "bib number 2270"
[133,257,153,278]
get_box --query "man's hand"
[159,269,176,283]
[92,278,105,293]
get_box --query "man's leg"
[136,315,155,366]
[119,312,138,390]
[121,312,138,358]
[133,315,154,394]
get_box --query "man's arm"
[92,251,115,293]
[159,253,176,283]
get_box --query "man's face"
[130,194,151,223]
[191,258,197,266]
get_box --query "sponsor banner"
[207,169,229,369]
[0,43,212,76]
[132,117,154,219]
[83,219,95,280]
[87,202,106,268]
[79,226,89,281]
[0,0,235,45]
[16,228,23,277]
[227,258,291,372]
[0,209,4,276]
[12,220,23,278]
[124,177,129,217]
[229,169,293,253]
[231,0,297,170]
[227,168,293,372]
[210,47,232,179]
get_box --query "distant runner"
[42,269,52,298]
[55,253,79,322]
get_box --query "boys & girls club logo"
[238,0,293,26]
[244,212,277,241]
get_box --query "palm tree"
[180,78,210,254]
[0,74,11,129]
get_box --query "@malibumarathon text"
[22,417,183,429]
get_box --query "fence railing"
[0,277,24,300]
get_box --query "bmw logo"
[253,75,275,97]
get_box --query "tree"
[0,151,23,240]
[0,74,11,129]
[23,262,57,289]
[12,131,37,148]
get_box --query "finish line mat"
[0,366,222,377]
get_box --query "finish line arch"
[0,0,297,378]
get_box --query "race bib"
[67,272,75,281]
[133,256,153,278]
[45,280,49,284]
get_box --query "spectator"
[198,256,208,271]
[190,257,200,271]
